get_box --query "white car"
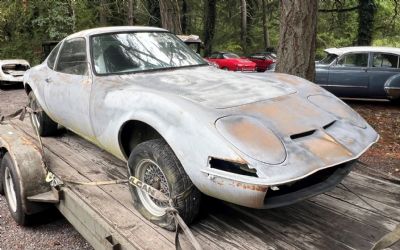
[0,59,30,85]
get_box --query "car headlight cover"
[216,116,286,165]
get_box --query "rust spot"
[234,181,268,192]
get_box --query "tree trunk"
[262,0,270,49]
[203,0,217,57]
[240,0,247,54]
[99,0,107,26]
[181,0,189,34]
[159,0,182,34]
[357,0,376,45]
[275,0,318,81]
[127,0,135,25]
[148,0,161,27]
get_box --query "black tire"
[222,67,229,71]
[128,139,201,231]
[390,98,400,105]
[28,92,58,137]
[1,153,28,225]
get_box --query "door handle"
[45,77,52,83]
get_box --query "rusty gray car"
[23,27,378,230]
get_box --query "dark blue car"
[315,47,400,102]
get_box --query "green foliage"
[0,0,400,65]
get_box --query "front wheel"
[28,92,58,137]
[128,139,201,231]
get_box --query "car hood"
[111,66,296,109]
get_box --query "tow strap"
[1,107,202,250]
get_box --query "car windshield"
[223,53,240,59]
[319,53,338,65]
[91,31,207,74]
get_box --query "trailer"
[0,118,399,250]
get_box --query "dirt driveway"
[0,85,399,249]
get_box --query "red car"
[247,52,276,72]
[206,52,256,71]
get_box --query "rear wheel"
[128,139,201,231]
[28,92,58,137]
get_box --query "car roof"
[325,46,400,56]
[66,26,168,40]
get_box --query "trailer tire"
[1,152,28,225]
[28,92,58,137]
[128,139,201,231]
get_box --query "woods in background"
[0,0,399,76]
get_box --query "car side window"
[55,38,88,75]
[47,42,62,69]
[337,53,368,67]
[372,53,399,68]
[209,53,218,59]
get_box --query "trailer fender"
[0,124,50,214]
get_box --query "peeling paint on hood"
[113,66,297,109]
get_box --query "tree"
[357,0,376,45]
[275,0,318,81]
[127,0,135,25]
[159,0,182,34]
[203,0,217,57]
[240,0,247,54]
[262,0,270,49]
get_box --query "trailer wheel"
[1,152,28,225]
[28,92,58,137]
[128,139,201,231]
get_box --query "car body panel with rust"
[23,27,378,210]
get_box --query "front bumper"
[236,66,255,72]
[201,161,354,209]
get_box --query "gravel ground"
[0,84,399,249]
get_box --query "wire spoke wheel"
[4,167,17,213]
[135,159,170,217]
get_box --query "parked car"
[0,60,30,85]
[206,51,256,71]
[316,47,400,101]
[248,52,276,72]
[23,27,378,230]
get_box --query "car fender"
[384,73,400,99]
[23,65,51,113]
[92,90,245,192]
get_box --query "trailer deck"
[4,118,400,250]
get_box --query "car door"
[368,52,400,98]
[44,37,94,138]
[327,52,370,97]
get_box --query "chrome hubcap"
[136,159,170,216]
[4,167,17,213]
